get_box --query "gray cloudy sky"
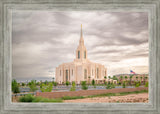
[12,11,149,80]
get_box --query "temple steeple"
[75,25,88,62]
[79,24,84,45]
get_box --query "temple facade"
[55,25,107,84]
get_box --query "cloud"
[12,11,149,79]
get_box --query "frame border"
[0,0,160,114]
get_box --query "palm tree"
[108,76,111,79]
[144,76,148,84]
[52,77,55,82]
[136,76,138,81]
[120,76,123,84]
[125,76,128,81]
[129,75,133,86]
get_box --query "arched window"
[84,51,86,58]
[97,68,99,78]
[84,69,87,79]
[66,70,68,81]
[78,51,80,59]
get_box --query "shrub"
[29,80,38,92]
[81,81,88,90]
[92,79,95,86]
[40,83,53,92]
[19,94,34,102]
[70,81,76,91]
[122,82,126,88]
[53,82,58,87]
[19,94,62,102]
[145,82,148,87]
[12,79,20,94]
[106,83,115,89]
[66,81,70,86]
[62,96,84,100]
[135,82,140,88]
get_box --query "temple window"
[97,68,99,78]
[84,69,87,79]
[84,51,86,58]
[78,51,80,59]
[66,70,68,81]
[60,70,61,76]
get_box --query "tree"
[125,76,128,81]
[70,81,76,91]
[120,76,123,84]
[52,77,55,82]
[66,81,70,86]
[44,80,48,85]
[12,79,20,94]
[112,76,118,81]
[108,76,111,79]
[81,81,88,90]
[40,83,53,92]
[144,76,148,84]
[53,82,58,90]
[12,79,20,101]
[123,82,126,88]
[129,75,133,86]
[136,76,138,81]
[21,82,25,86]
[36,82,40,86]
[29,80,38,92]
[92,79,95,86]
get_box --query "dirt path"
[64,93,148,103]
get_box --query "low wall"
[36,87,148,99]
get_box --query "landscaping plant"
[70,81,76,91]
[122,82,126,88]
[81,81,88,90]
[40,82,53,92]
[28,80,38,92]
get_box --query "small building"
[114,74,149,83]
[55,25,107,84]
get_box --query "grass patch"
[62,96,85,100]
[18,90,148,102]
[19,94,63,103]
[63,90,148,100]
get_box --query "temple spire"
[81,24,83,38]
[79,24,84,45]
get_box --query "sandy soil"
[64,93,148,103]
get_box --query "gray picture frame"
[0,0,159,114]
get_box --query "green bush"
[40,83,53,92]
[29,80,38,92]
[12,79,20,94]
[66,81,70,86]
[134,81,140,88]
[19,94,34,102]
[81,81,88,90]
[106,83,115,89]
[62,96,84,100]
[19,94,63,102]
[145,82,148,87]
[70,81,76,91]
[122,82,126,88]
